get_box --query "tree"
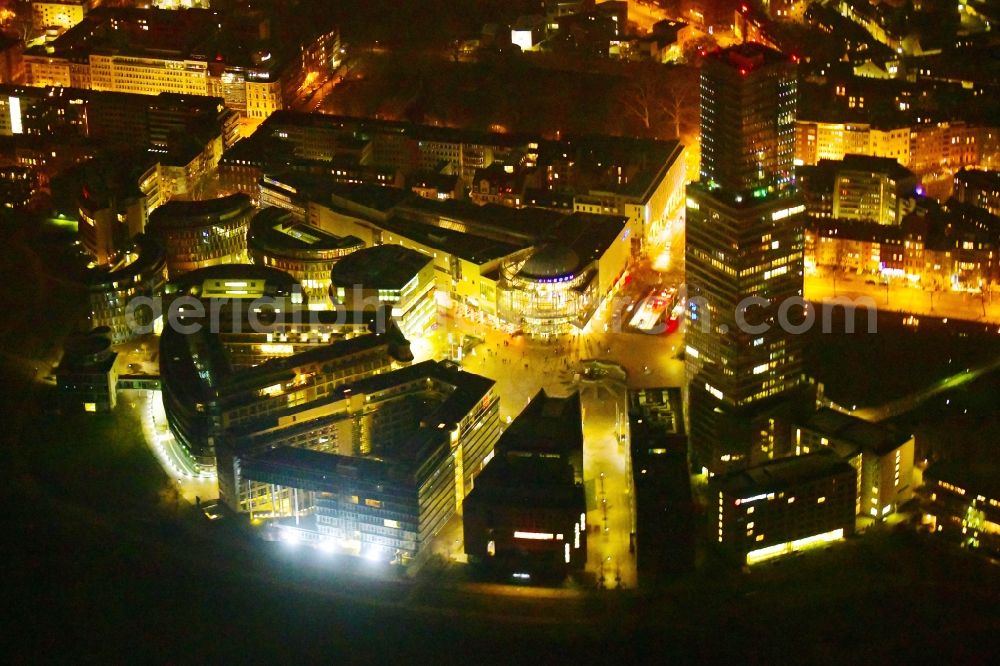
[618,63,699,140]
[658,69,699,139]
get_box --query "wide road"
[806,272,1000,324]
[129,389,218,502]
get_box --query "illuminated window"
[84,402,97,412]
[364,498,382,508]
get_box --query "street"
[806,272,1000,324]
[130,389,218,503]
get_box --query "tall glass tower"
[685,43,807,474]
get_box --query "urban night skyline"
[2,0,999,662]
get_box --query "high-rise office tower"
[699,43,797,194]
[685,43,807,474]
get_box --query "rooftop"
[248,207,364,259]
[241,442,447,489]
[498,390,583,459]
[86,234,166,290]
[237,361,494,476]
[329,244,433,291]
[58,330,116,372]
[147,193,252,229]
[378,215,526,266]
[544,211,628,269]
[165,263,301,301]
[629,387,687,457]
[925,460,1000,503]
[467,455,582,506]
[715,449,856,497]
[705,42,792,74]
[955,169,1000,191]
[518,244,580,280]
[817,153,916,181]
[799,408,913,456]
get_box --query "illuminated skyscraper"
[699,43,797,195]
[685,44,807,474]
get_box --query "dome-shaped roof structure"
[518,244,579,280]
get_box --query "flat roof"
[329,244,432,291]
[327,182,413,215]
[799,408,913,456]
[399,197,560,242]
[248,207,364,258]
[705,42,792,73]
[499,390,583,458]
[378,215,527,266]
[629,387,687,457]
[237,362,494,481]
[955,169,1000,190]
[258,112,683,205]
[166,264,300,300]
[241,442,447,488]
[714,449,856,497]
[544,211,628,268]
[147,193,252,229]
[925,461,1000,501]
[467,455,582,506]
[817,154,915,181]
[86,234,166,290]
[254,360,494,436]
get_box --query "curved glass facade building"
[147,193,253,277]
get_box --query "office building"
[270,179,632,336]
[0,34,24,84]
[685,43,807,473]
[799,154,918,225]
[795,119,997,184]
[710,449,857,564]
[56,329,118,413]
[146,193,252,277]
[953,169,1000,217]
[807,199,1000,290]
[152,0,210,8]
[464,390,586,577]
[228,361,501,566]
[329,244,437,341]
[23,8,340,119]
[86,234,167,345]
[628,387,694,580]
[922,462,1000,555]
[76,153,160,266]
[32,0,90,32]
[0,166,38,209]
[239,112,686,252]
[0,84,238,150]
[248,207,364,308]
[685,186,808,471]
[795,409,914,522]
[160,266,413,469]
[699,43,797,194]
